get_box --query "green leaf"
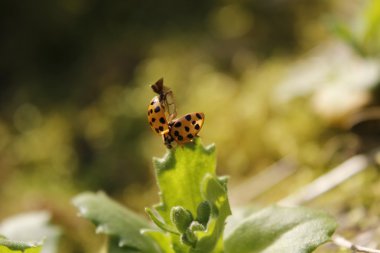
[72,192,160,253]
[0,211,60,253]
[108,238,139,253]
[153,140,216,223]
[0,238,42,253]
[150,140,231,253]
[141,230,175,253]
[329,21,364,56]
[145,208,179,235]
[224,205,337,253]
[170,206,194,234]
[363,0,380,54]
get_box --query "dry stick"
[333,235,380,253]
[278,152,380,253]
[278,154,370,206]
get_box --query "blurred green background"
[0,0,379,252]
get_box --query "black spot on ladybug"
[174,122,182,127]
[154,106,160,113]
[150,109,153,114]
[187,134,193,139]
[150,101,154,105]
[174,130,179,136]
[155,128,160,133]
[178,135,183,141]
[148,111,150,116]
[196,113,202,119]
[152,118,156,122]
[192,121,196,125]
[159,117,165,124]
[185,114,192,121]
[185,126,190,132]
[195,124,200,130]
[159,126,164,131]
[149,122,153,126]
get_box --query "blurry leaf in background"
[363,0,380,52]
[210,4,254,39]
[331,0,380,56]
[0,211,60,253]
[275,41,380,125]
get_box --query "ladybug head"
[151,78,164,94]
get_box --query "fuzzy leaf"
[108,238,138,253]
[151,140,231,253]
[153,139,216,224]
[145,208,179,235]
[72,192,160,253]
[0,211,60,253]
[0,238,42,253]
[141,230,175,253]
[224,205,337,253]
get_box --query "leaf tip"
[153,149,176,173]
[95,224,108,234]
[204,143,216,154]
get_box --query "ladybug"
[147,96,170,135]
[148,78,205,148]
[163,112,205,148]
[150,78,177,121]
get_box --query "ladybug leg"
[162,134,168,148]
[162,133,174,149]
[168,112,177,122]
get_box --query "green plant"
[332,0,380,56]
[0,211,61,253]
[0,236,42,253]
[72,139,337,253]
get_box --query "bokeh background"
[0,0,380,252]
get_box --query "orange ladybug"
[169,113,205,145]
[147,78,205,148]
[147,96,170,135]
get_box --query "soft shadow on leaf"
[224,205,337,253]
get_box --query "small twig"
[333,235,380,253]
